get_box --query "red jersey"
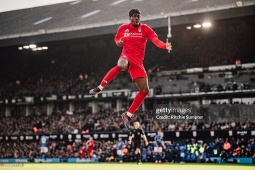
[80,146,86,158]
[114,23,167,62]
[87,139,94,149]
[80,146,85,154]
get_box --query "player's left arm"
[151,37,172,51]
[161,140,166,149]
[142,135,149,146]
[141,129,148,146]
[146,25,172,51]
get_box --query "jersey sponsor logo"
[124,28,142,38]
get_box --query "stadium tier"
[0,0,254,39]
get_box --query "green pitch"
[0,163,254,170]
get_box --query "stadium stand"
[1,104,255,136]
[0,0,254,38]
[1,136,254,163]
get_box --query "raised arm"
[146,24,172,51]
[151,37,172,51]
[114,25,124,47]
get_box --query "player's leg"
[41,147,48,160]
[121,77,149,129]
[117,150,123,163]
[158,147,163,163]
[79,153,83,159]
[154,147,159,163]
[45,147,48,160]
[40,147,44,158]
[87,148,93,160]
[155,153,159,163]
[89,150,94,160]
[135,142,142,165]
[89,57,128,95]
[136,148,142,164]
[130,77,149,114]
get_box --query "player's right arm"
[154,136,158,147]
[114,25,124,47]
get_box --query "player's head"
[157,130,162,136]
[134,121,140,129]
[129,9,141,27]
[118,137,122,141]
[89,137,93,140]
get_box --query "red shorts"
[120,54,147,81]
[87,147,94,154]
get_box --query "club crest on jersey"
[124,29,130,37]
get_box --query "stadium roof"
[0,0,254,46]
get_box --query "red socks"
[128,91,148,114]
[100,66,122,87]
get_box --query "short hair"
[134,121,140,127]
[129,9,141,17]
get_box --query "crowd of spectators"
[1,137,254,163]
[0,109,126,136]
[0,104,255,136]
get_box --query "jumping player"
[89,9,172,130]
[117,137,125,163]
[128,122,149,165]
[154,130,166,163]
[86,137,95,160]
